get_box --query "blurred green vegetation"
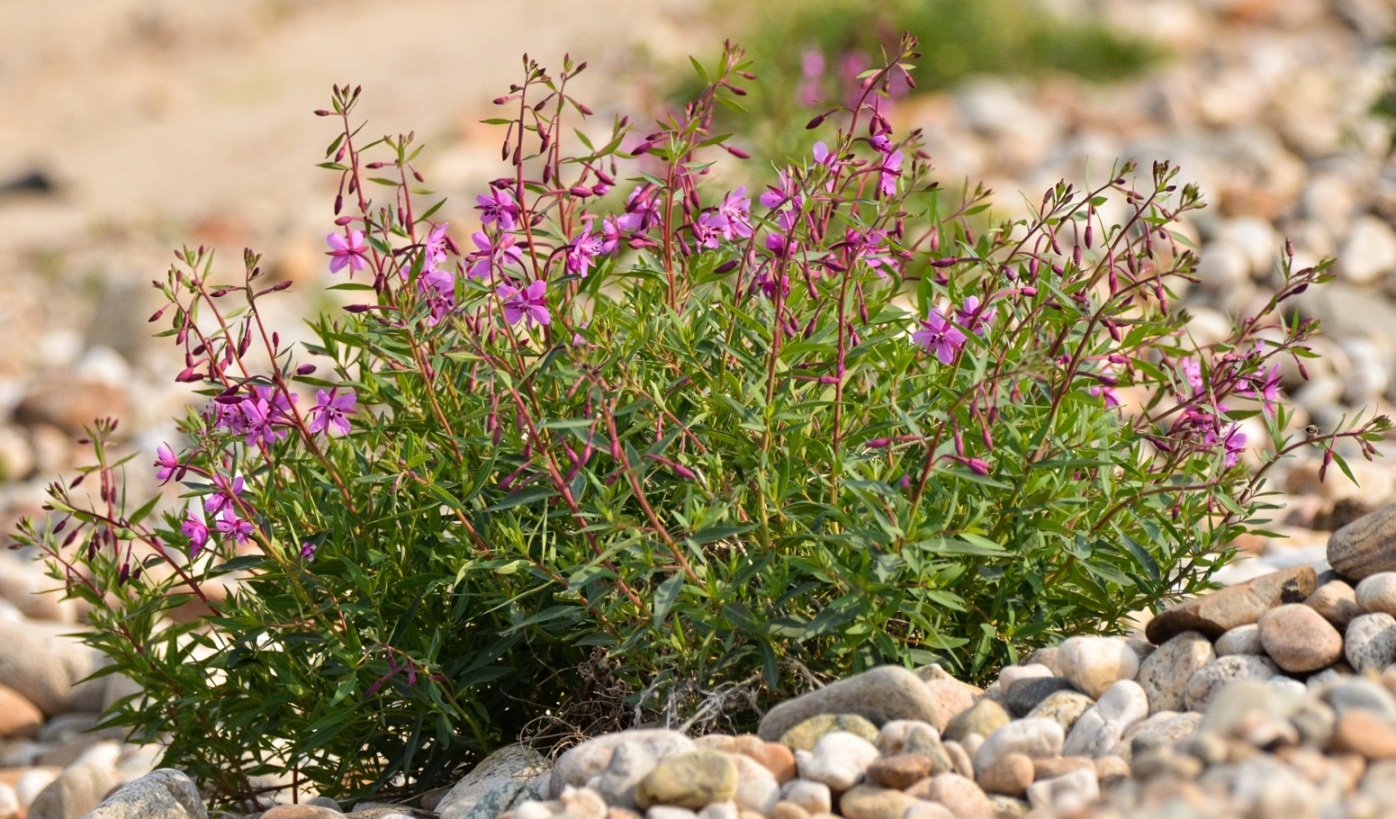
[679,0,1164,163]
[737,0,1160,87]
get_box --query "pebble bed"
[34,502,1396,818]
[4,1,1396,818]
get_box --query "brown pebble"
[1307,580,1362,629]
[750,741,797,783]
[865,753,932,789]
[1031,755,1095,780]
[1331,710,1396,759]
[769,802,811,819]
[1094,755,1131,784]
[976,752,1033,798]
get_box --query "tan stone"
[1331,504,1396,581]
[0,683,43,739]
[1308,580,1363,628]
[1146,566,1318,644]
[1258,603,1344,672]
[976,752,1033,797]
[1330,710,1396,760]
[864,754,931,790]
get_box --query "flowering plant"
[14,38,1386,806]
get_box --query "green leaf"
[652,573,684,627]
[483,484,555,513]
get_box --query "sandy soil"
[0,0,711,264]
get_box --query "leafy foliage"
[15,38,1386,808]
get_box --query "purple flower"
[846,229,895,277]
[204,474,244,517]
[1181,357,1204,396]
[154,443,180,484]
[601,216,626,255]
[327,231,369,274]
[182,515,209,558]
[878,150,903,197]
[308,388,357,438]
[1089,384,1122,409]
[499,280,551,328]
[719,187,753,239]
[476,188,519,231]
[237,386,296,447]
[912,307,967,365]
[955,295,997,337]
[617,186,660,234]
[214,510,254,545]
[760,171,801,210]
[1237,362,1283,417]
[1219,423,1247,468]
[565,220,605,277]
[300,541,318,561]
[466,231,523,280]
[753,268,789,300]
[423,222,450,268]
[692,212,729,250]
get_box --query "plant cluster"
[14,37,1385,806]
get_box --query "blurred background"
[1,0,1396,545]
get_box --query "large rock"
[437,744,549,819]
[635,749,738,810]
[0,618,104,716]
[86,769,207,819]
[1137,631,1215,713]
[757,667,943,741]
[1330,504,1396,581]
[550,730,694,798]
[1145,566,1317,644]
[27,761,115,819]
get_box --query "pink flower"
[154,443,180,484]
[760,171,801,210]
[499,280,551,328]
[215,510,254,545]
[181,515,208,558]
[955,295,997,336]
[1089,384,1122,409]
[719,187,753,239]
[1181,357,1203,396]
[565,221,605,277]
[692,212,729,250]
[204,474,244,517]
[617,186,659,233]
[601,216,625,255]
[1237,362,1283,418]
[878,149,903,197]
[423,222,450,268]
[1218,423,1247,468]
[326,231,369,274]
[466,231,523,281]
[912,307,967,365]
[476,189,519,231]
[308,388,357,438]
